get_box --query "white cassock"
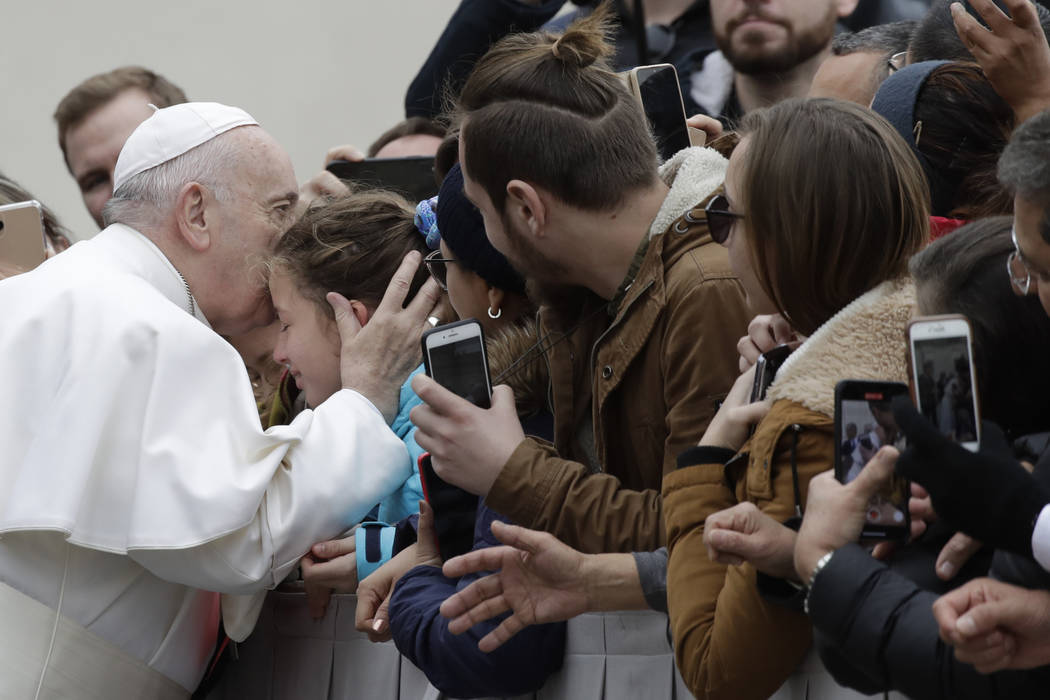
[0,224,412,697]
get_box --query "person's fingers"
[355,585,384,634]
[937,533,982,581]
[442,546,512,581]
[312,535,356,559]
[440,571,506,621]
[304,171,351,198]
[488,519,548,556]
[951,2,996,57]
[373,251,424,316]
[872,541,898,561]
[490,384,517,415]
[933,589,968,643]
[478,611,527,652]
[727,400,772,429]
[747,316,779,354]
[303,554,358,587]
[909,495,936,523]
[910,516,928,540]
[404,276,443,320]
[964,0,1013,35]
[368,592,394,643]
[328,292,362,349]
[849,447,899,499]
[911,483,929,499]
[685,113,724,140]
[324,144,365,166]
[954,632,1016,673]
[705,528,753,564]
[411,373,477,419]
[1002,0,1043,31]
[417,500,440,560]
[444,579,512,634]
[769,315,795,344]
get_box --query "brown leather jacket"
[663,278,916,700]
[485,148,751,554]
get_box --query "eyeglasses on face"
[1008,225,1042,296]
[887,51,908,75]
[704,194,745,245]
[424,249,458,291]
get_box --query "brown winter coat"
[663,278,916,700]
[485,147,751,553]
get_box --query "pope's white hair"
[102,126,251,230]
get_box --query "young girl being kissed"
[266,190,433,605]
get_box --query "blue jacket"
[377,365,426,524]
[389,502,566,698]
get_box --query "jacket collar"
[767,278,916,417]
[649,146,728,239]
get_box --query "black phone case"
[833,379,911,542]
[418,453,477,561]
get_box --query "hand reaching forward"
[439,521,591,652]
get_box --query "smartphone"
[421,319,493,408]
[749,345,794,403]
[417,453,478,561]
[0,200,47,273]
[907,315,981,452]
[326,156,438,204]
[626,64,692,162]
[834,380,911,541]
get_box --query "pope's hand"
[410,377,524,497]
[331,252,441,423]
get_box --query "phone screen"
[635,66,691,161]
[911,336,978,444]
[836,385,910,538]
[428,335,491,409]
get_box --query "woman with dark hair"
[872,61,1015,236]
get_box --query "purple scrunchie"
[414,196,441,250]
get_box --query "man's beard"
[715,5,837,76]
[498,212,593,315]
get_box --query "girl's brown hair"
[270,190,430,319]
[736,98,930,336]
[456,2,660,213]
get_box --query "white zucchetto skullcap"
[112,102,259,193]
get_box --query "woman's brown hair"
[269,190,430,319]
[456,2,660,213]
[736,98,930,336]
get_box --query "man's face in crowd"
[808,51,885,104]
[458,136,570,295]
[1012,193,1050,316]
[206,128,300,336]
[711,0,847,75]
[64,88,156,228]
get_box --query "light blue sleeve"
[378,365,426,524]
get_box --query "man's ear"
[505,180,547,239]
[174,181,212,252]
[348,300,372,327]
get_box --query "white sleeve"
[1031,505,1050,574]
[130,389,411,593]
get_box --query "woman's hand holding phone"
[698,365,772,452]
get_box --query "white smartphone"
[907,315,981,452]
[0,200,47,273]
[421,319,492,409]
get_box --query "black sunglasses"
[704,194,745,244]
[424,249,458,291]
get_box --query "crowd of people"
[6,0,1050,698]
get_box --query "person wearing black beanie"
[427,163,533,334]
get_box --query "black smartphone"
[417,453,477,561]
[749,344,794,403]
[326,156,438,203]
[421,319,493,408]
[833,380,911,541]
[627,64,691,161]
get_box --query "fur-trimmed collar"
[767,278,916,417]
[649,146,728,239]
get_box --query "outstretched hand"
[439,521,590,652]
[952,0,1050,123]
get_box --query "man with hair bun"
[409,7,749,562]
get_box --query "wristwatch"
[803,550,834,615]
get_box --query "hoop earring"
[487,306,502,319]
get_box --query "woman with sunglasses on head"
[661,97,930,698]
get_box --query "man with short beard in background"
[692,0,859,123]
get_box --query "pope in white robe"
[0,103,437,698]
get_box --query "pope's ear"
[348,300,371,327]
[174,181,212,252]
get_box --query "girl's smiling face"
[269,268,343,408]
